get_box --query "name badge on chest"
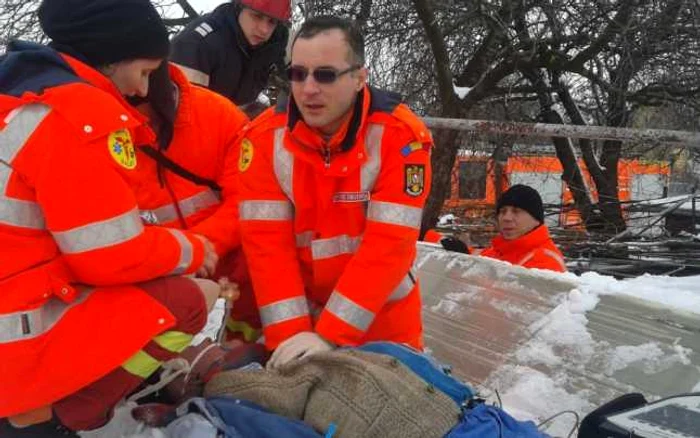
[332,191,371,203]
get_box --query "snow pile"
[438,213,456,226]
[579,272,700,315]
[453,83,471,99]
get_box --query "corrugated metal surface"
[416,243,700,412]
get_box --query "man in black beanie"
[0,0,224,436]
[479,185,567,272]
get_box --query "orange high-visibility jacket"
[130,64,248,255]
[480,225,567,272]
[0,47,206,417]
[238,86,433,350]
[423,229,444,244]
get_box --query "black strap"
[138,145,221,192]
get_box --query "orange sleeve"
[315,120,433,346]
[423,229,443,243]
[522,248,568,272]
[189,101,249,255]
[237,126,311,350]
[35,120,204,286]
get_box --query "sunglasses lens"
[287,67,308,82]
[313,69,339,84]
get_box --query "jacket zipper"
[322,145,331,168]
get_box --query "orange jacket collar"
[490,224,553,255]
[58,53,153,145]
[60,54,147,124]
[286,85,371,151]
[168,62,194,127]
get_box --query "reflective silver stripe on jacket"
[273,128,294,202]
[517,251,536,267]
[543,249,567,271]
[361,124,384,192]
[167,228,195,275]
[239,200,293,221]
[325,290,375,332]
[0,289,91,343]
[311,234,362,260]
[387,271,417,302]
[52,208,144,254]
[140,189,220,225]
[367,201,423,230]
[296,231,314,248]
[0,104,51,230]
[259,296,309,327]
[272,124,384,204]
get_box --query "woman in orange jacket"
[479,185,567,272]
[130,62,263,342]
[237,17,432,368]
[0,1,220,435]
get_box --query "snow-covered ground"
[493,274,699,436]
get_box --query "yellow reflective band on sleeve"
[121,350,162,379]
[226,318,262,343]
[152,330,193,354]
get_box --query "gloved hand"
[266,332,334,370]
[440,236,470,254]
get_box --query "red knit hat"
[239,0,291,21]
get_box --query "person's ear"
[354,67,368,91]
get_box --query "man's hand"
[196,236,219,278]
[266,332,334,370]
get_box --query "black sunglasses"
[287,65,362,84]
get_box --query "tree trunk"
[598,139,627,234]
[542,109,602,229]
[421,129,461,237]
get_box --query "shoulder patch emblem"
[404,164,425,197]
[108,129,137,169]
[400,141,429,157]
[239,138,254,172]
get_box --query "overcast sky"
[187,0,225,14]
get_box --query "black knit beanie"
[38,0,170,67]
[496,184,545,223]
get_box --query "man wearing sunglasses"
[171,0,289,113]
[236,16,434,368]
